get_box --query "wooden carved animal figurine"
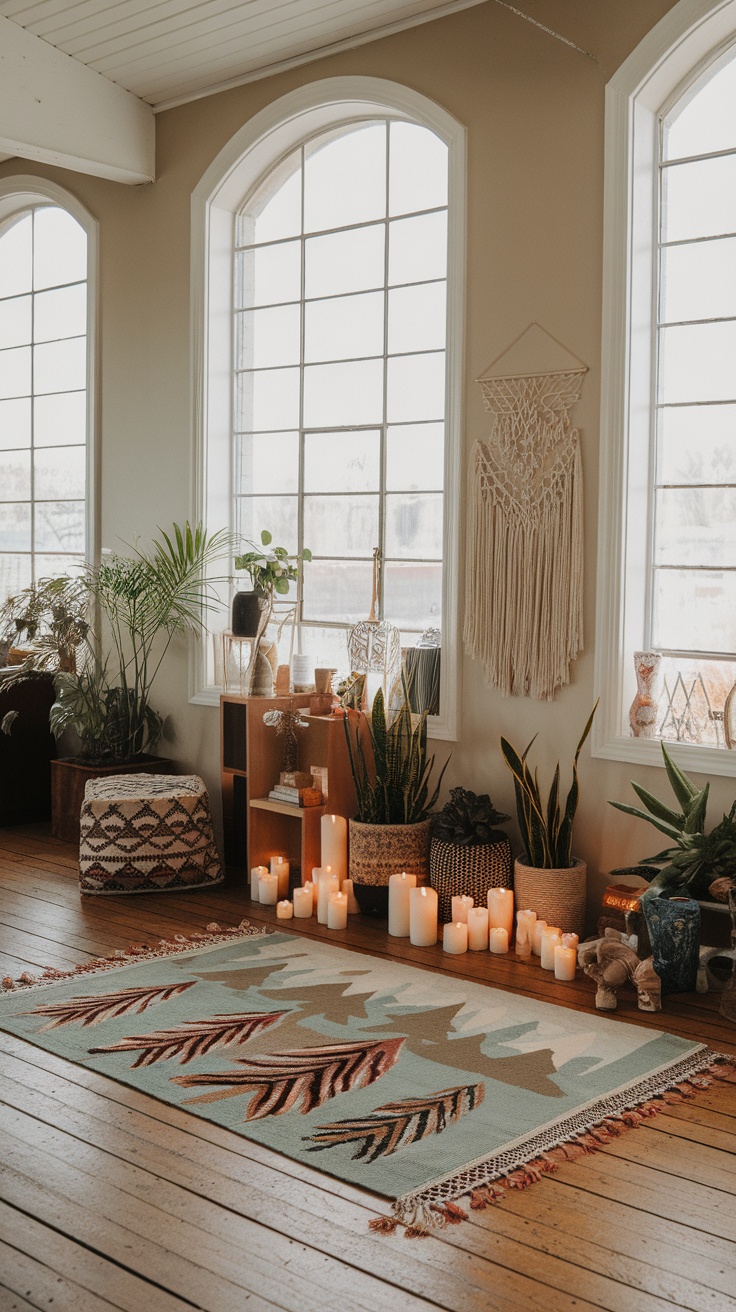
[579,929,661,1012]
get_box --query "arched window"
[0,180,96,600]
[193,80,465,738]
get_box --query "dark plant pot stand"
[51,755,174,846]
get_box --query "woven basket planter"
[430,836,512,924]
[513,857,587,938]
[349,818,431,917]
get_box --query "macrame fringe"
[368,1053,736,1238]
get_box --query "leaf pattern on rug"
[174,1035,405,1119]
[88,1010,288,1067]
[306,1083,485,1162]
[21,982,197,1030]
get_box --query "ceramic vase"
[629,650,662,738]
[231,590,268,637]
[642,893,700,995]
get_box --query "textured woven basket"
[349,818,432,916]
[513,857,587,938]
[430,836,512,924]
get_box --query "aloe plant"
[343,683,448,825]
[500,702,598,869]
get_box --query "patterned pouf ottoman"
[79,773,224,895]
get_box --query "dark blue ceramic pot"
[642,894,700,995]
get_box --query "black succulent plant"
[432,787,510,848]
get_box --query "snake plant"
[343,683,448,825]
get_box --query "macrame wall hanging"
[464,323,587,701]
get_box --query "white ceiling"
[0,0,486,111]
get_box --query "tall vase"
[629,650,662,738]
[642,894,700,995]
[246,592,274,697]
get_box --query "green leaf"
[302,548,312,561]
[629,782,683,829]
[273,577,290,595]
[260,530,272,545]
[683,783,709,835]
[660,742,698,808]
[608,800,683,842]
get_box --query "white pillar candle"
[541,926,562,970]
[250,865,268,901]
[327,891,348,930]
[443,921,468,954]
[515,909,537,958]
[487,887,514,940]
[293,886,313,918]
[561,932,579,952]
[276,900,294,920]
[321,814,348,879]
[451,894,474,924]
[532,919,548,956]
[410,886,438,946]
[467,906,489,951]
[389,871,417,937]
[259,872,278,905]
[304,879,317,913]
[489,926,509,954]
[554,944,577,981]
[317,871,340,924]
[270,855,290,898]
[342,878,360,914]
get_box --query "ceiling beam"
[0,16,154,185]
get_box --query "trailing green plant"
[500,701,598,869]
[0,575,89,677]
[234,529,311,597]
[343,681,448,825]
[432,787,510,847]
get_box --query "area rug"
[1,924,733,1235]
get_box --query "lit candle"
[467,906,489,951]
[276,900,293,920]
[532,919,548,956]
[487,887,514,940]
[541,926,562,970]
[554,944,577,981]
[270,855,290,898]
[410,886,438,946]
[451,894,474,924]
[327,891,348,930]
[489,926,509,954]
[258,872,278,905]
[561,933,579,952]
[515,909,537,958]
[443,921,468,954]
[342,878,359,914]
[317,870,339,924]
[250,865,268,901]
[321,814,348,879]
[293,886,313,918]
[389,871,417,937]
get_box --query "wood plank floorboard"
[1,825,735,1312]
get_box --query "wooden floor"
[1,826,735,1312]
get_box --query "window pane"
[303,359,383,428]
[302,559,374,623]
[34,445,86,501]
[235,494,297,553]
[657,655,736,748]
[657,404,736,485]
[387,352,445,422]
[383,561,442,628]
[388,282,446,354]
[34,337,86,395]
[660,237,736,323]
[655,487,736,567]
[236,304,300,369]
[659,322,736,403]
[33,208,86,290]
[304,227,385,299]
[298,625,350,670]
[0,450,31,501]
[236,432,299,495]
[240,153,302,246]
[34,391,86,446]
[34,552,84,579]
[304,430,380,493]
[386,423,444,490]
[662,155,736,242]
[653,568,736,652]
[0,295,31,349]
[0,397,31,449]
[303,494,379,557]
[0,502,31,550]
[236,242,302,309]
[35,501,85,552]
[385,493,443,559]
[664,54,736,161]
[0,552,31,597]
[0,216,32,298]
[304,124,386,233]
[34,283,87,343]
[236,367,300,431]
[304,291,384,363]
[389,122,448,217]
[0,346,31,399]
[388,212,448,286]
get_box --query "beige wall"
[6,0,731,918]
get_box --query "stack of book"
[268,783,323,808]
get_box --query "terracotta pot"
[513,856,587,938]
[349,817,431,917]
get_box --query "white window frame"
[594,0,736,778]
[190,77,466,740]
[0,175,99,575]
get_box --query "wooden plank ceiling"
[0,0,486,110]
